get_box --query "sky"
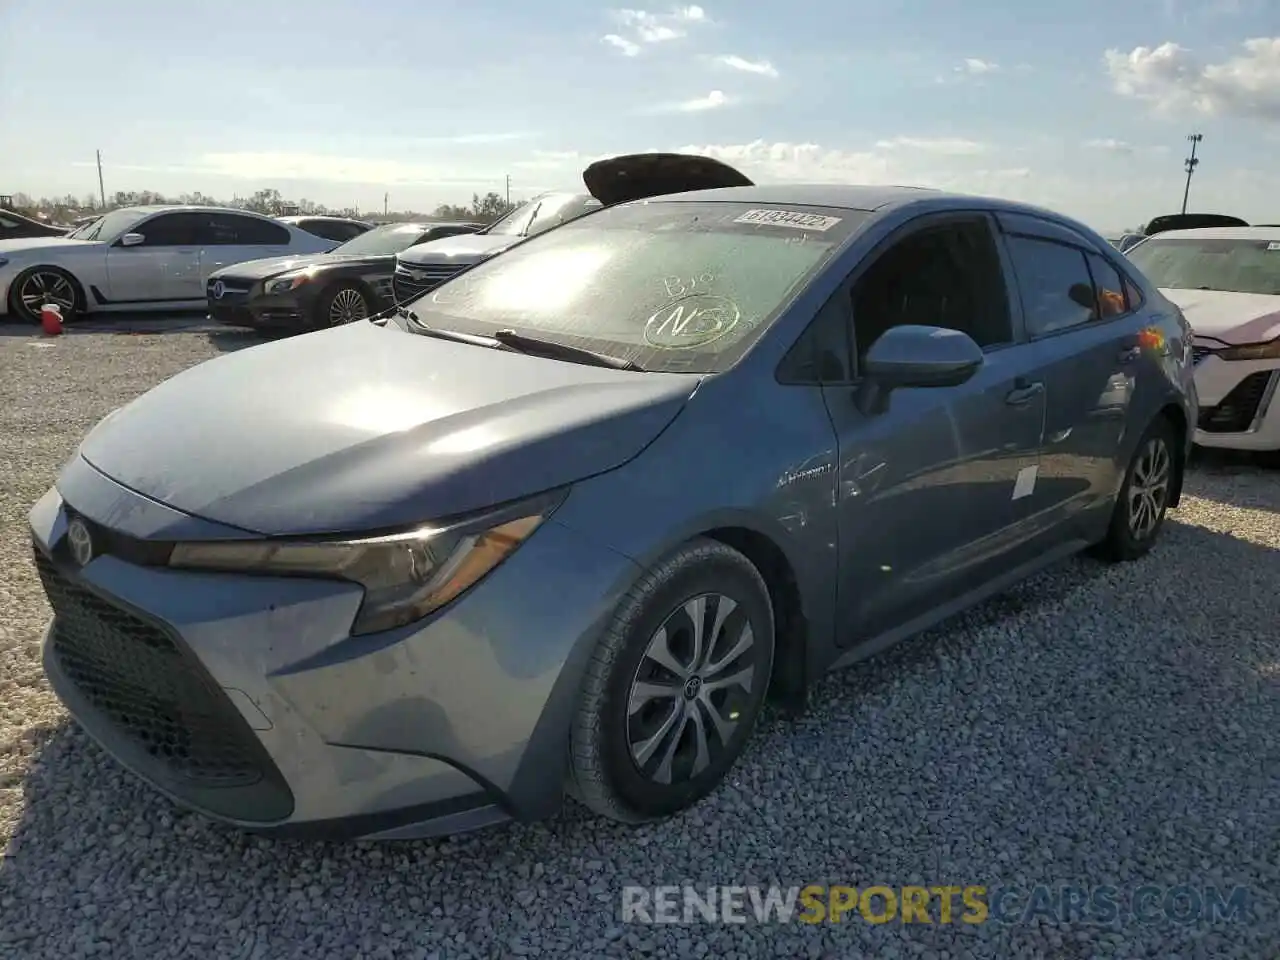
[2,0,1279,232]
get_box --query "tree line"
[3,187,522,226]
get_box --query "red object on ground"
[40,304,63,336]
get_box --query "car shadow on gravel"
[0,313,267,354]
[1,518,1276,958]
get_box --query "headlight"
[168,490,565,635]
[1216,337,1280,362]
[263,272,311,295]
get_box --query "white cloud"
[874,136,988,156]
[1084,138,1136,153]
[715,54,779,78]
[959,58,1000,74]
[673,90,729,112]
[602,34,640,56]
[1105,37,1280,120]
[602,5,709,55]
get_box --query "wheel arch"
[1157,402,1188,507]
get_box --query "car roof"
[112,204,280,218]
[279,214,370,224]
[1137,226,1280,241]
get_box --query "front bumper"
[30,457,640,839]
[1191,354,1280,451]
[206,278,318,331]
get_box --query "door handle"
[1005,379,1045,406]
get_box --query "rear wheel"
[314,282,371,329]
[8,266,83,324]
[568,539,775,823]
[1092,415,1178,562]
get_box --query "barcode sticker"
[733,209,843,231]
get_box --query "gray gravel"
[2,320,1278,960]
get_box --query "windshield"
[484,198,539,237]
[330,223,437,256]
[405,201,863,373]
[1127,237,1280,296]
[70,208,149,242]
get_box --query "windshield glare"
[331,223,436,256]
[484,199,539,237]
[74,208,149,242]
[406,201,863,373]
[1128,238,1280,296]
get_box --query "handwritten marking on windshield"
[644,294,741,349]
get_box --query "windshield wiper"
[491,329,644,371]
[396,306,503,347]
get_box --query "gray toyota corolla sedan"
[30,167,1198,841]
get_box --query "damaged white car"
[1127,226,1280,456]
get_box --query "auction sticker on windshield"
[733,209,843,231]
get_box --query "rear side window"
[1085,251,1130,318]
[208,214,291,245]
[1004,236,1097,337]
[300,219,361,241]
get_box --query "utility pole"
[384,192,389,216]
[505,174,511,206]
[1181,133,1202,215]
[96,149,106,208]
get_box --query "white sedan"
[1127,226,1280,454]
[0,204,336,323]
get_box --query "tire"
[1092,414,1179,562]
[568,538,775,824]
[313,282,371,329]
[7,266,83,324]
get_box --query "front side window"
[136,212,207,246]
[408,201,865,373]
[1126,237,1280,296]
[851,217,1013,360]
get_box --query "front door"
[823,213,1047,647]
[104,211,206,302]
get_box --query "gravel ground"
[1,321,1277,960]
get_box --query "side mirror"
[856,324,984,415]
[119,232,145,247]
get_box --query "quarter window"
[1004,236,1097,337]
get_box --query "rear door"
[995,213,1152,540]
[821,211,1048,647]
[199,213,294,281]
[104,211,206,302]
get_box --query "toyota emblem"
[66,518,95,567]
[212,280,226,299]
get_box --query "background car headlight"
[168,490,566,635]
[263,272,311,295]
[1216,337,1280,362]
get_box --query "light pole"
[1181,133,1202,215]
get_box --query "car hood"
[212,252,389,281]
[397,233,516,266]
[75,320,698,536]
[582,152,753,206]
[1160,288,1280,345]
[0,237,100,256]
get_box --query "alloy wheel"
[626,593,757,786]
[18,271,76,318]
[328,287,369,325]
[1127,436,1171,540]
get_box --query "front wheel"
[314,282,371,329]
[1092,415,1178,562]
[568,539,775,824]
[8,267,82,324]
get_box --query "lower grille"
[1197,371,1274,433]
[209,304,256,327]
[35,549,270,790]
